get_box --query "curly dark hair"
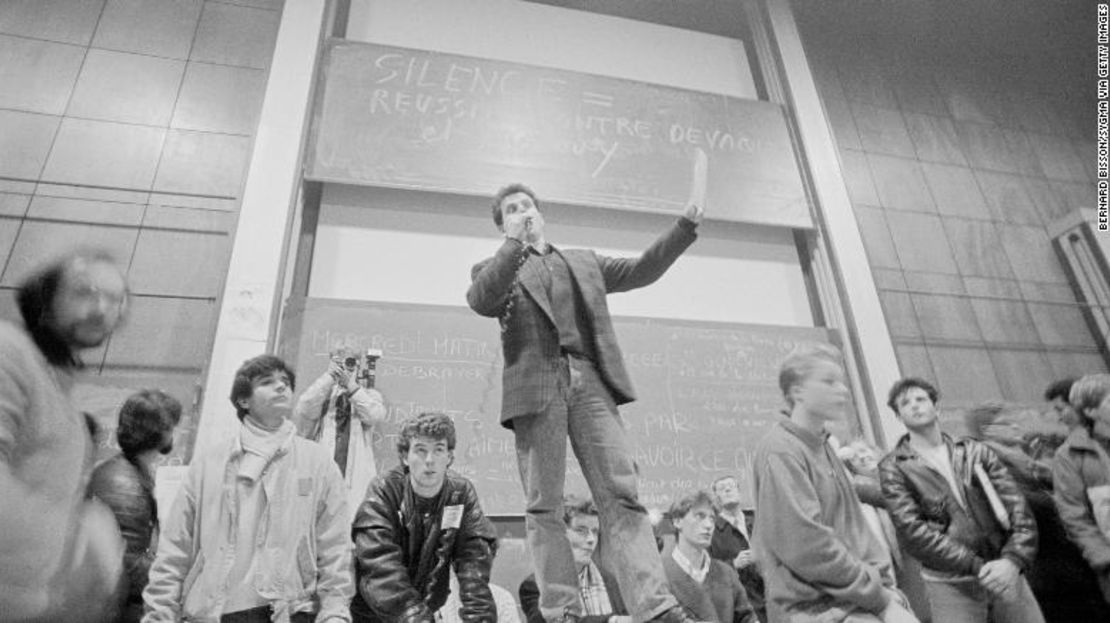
[1044,378,1076,403]
[886,377,940,414]
[229,355,295,420]
[396,412,457,461]
[490,183,539,230]
[117,389,183,458]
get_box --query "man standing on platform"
[467,171,705,623]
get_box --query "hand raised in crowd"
[685,147,707,224]
[683,202,704,224]
[978,558,1020,598]
[732,549,755,570]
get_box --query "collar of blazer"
[516,245,571,325]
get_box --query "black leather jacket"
[87,453,156,622]
[351,465,498,622]
[878,434,1037,576]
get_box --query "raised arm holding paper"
[466,153,706,623]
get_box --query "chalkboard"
[307,40,812,229]
[283,298,844,515]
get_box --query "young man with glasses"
[520,496,629,623]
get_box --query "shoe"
[650,606,711,623]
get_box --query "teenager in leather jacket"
[880,434,1037,575]
[879,378,1043,623]
[351,412,498,623]
[88,390,182,623]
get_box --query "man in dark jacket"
[467,182,704,623]
[879,378,1044,623]
[706,476,765,622]
[352,412,498,622]
[88,389,183,623]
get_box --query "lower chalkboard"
[283,298,844,514]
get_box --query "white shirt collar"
[671,545,710,583]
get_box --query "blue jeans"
[923,576,1044,623]
[513,355,676,623]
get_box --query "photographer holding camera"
[294,347,387,520]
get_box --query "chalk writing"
[309,41,812,228]
[294,299,839,514]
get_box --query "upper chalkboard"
[307,40,812,229]
[283,298,843,514]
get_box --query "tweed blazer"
[467,218,697,425]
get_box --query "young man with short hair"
[707,476,765,621]
[879,378,1043,623]
[753,345,915,623]
[468,182,705,623]
[89,389,183,623]
[143,355,353,622]
[519,496,629,623]
[664,490,756,623]
[351,412,498,622]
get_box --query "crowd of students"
[81,343,1107,623]
[4,246,1110,623]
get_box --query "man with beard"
[0,250,129,622]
